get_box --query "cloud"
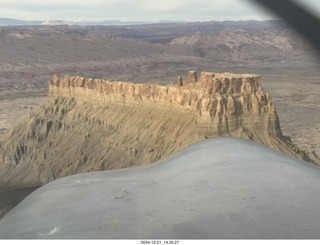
[0,0,273,21]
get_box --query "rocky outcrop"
[47,71,281,140]
[48,72,275,122]
[0,71,319,189]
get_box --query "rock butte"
[48,71,281,142]
[0,71,319,188]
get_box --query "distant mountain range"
[0,18,42,26]
[0,17,288,28]
[0,18,172,26]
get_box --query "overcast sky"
[0,0,319,22]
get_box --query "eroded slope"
[0,71,318,188]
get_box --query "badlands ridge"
[0,71,319,188]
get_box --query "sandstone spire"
[188,71,197,83]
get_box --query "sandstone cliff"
[0,71,319,188]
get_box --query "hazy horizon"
[0,17,281,26]
[0,0,318,23]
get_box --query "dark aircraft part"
[250,0,320,52]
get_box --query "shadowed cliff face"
[0,71,319,188]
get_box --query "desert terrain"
[0,20,320,218]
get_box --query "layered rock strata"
[0,71,319,188]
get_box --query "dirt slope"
[0,72,318,189]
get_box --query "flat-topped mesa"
[1,70,318,190]
[48,71,275,121]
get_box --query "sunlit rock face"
[1,138,320,239]
[0,72,318,188]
